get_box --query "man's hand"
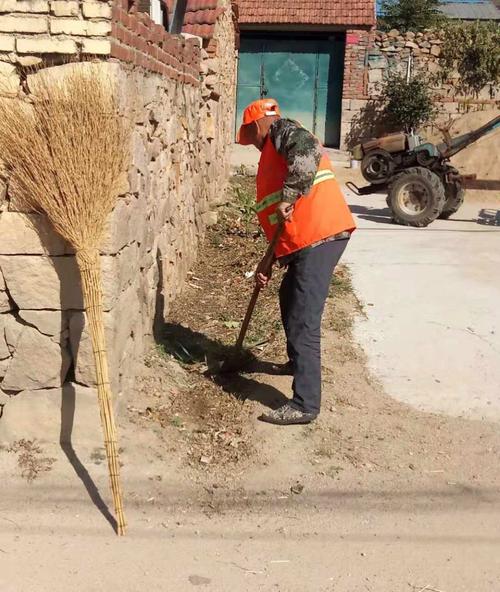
[276,201,293,223]
[255,256,273,289]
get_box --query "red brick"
[129,14,140,33]
[112,5,121,22]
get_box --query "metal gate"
[236,36,345,147]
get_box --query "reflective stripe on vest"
[257,169,336,220]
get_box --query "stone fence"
[342,28,499,148]
[0,0,237,437]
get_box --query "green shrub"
[379,0,443,32]
[380,72,437,132]
[440,21,500,96]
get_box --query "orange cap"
[237,98,281,145]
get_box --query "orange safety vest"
[256,136,356,258]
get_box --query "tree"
[380,72,437,132]
[440,21,500,97]
[379,0,443,32]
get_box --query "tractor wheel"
[438,180,465,219]
[361,149,395,185]
[387,167,446,227]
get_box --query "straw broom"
[0,66,130,535]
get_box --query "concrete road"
[344,187,500,421]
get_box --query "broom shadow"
[60,382,118,533]
[33,221,117,533]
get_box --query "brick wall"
[110,1,200,85]
[340,28,372,148]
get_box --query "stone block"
[0,291,10,313]
[17,37,77,54]
[18,310,68,337]
[50,18,88,36]
[0,319,10,359]
[0,15,47,33]
[2,313,22,352]
[0,34,14,52]
[0,255,83,310]
[0,357,9,379]
[2,0,48,12]
[82,1,112,19]
[50,1,79,16]
[0,0,16,11]
[430,45,441,57]
[81,38,111,55]
[85,19,111,36]
[12,54,43,67]
[202,210,218,227]
[0,60,19,95]
[0,383,106,445]
[368,69,383,83]
[0,212,68,255]
[69,282,138,388]
[101,196,147,255]
[1,324,71,391]
[69,310,108,387]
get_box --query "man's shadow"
[156,322,290,411]
[153,248,289,411]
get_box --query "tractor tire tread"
[388,167,446,227]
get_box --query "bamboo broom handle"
[76,249,126,536]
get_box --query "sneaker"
[258,403,317,426]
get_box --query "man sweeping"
[237,98,356,426]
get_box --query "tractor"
[349,115,500,227]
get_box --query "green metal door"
[236,37,345,147]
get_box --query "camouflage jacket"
[268,118,322,204]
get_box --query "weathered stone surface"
[0,357,9,379]
[50,1,79,16]
[18,310,68,337]
[0,212,68,255]
[0,316,10,359]
[0,255,83,310]
[82,1,112,18]
[1,325,71,391]
[0,34,14,52]
[368,69,383,83]
[12,54,43,67]
[81,39,111,55]
[69,283,139,389]
[17,36,77,54]
[27,61,119,94]
[0,15,47,33]
[0,383,106,445]
[0,60,19,95]
[0,290,11,313]
[2,313,22,352]
[202,210,218,227]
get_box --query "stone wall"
[0,0,112,85]
[0,1,237,428]
[341,28,499,148]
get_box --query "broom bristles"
[0,65,129,250]
[0,65,131,535]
